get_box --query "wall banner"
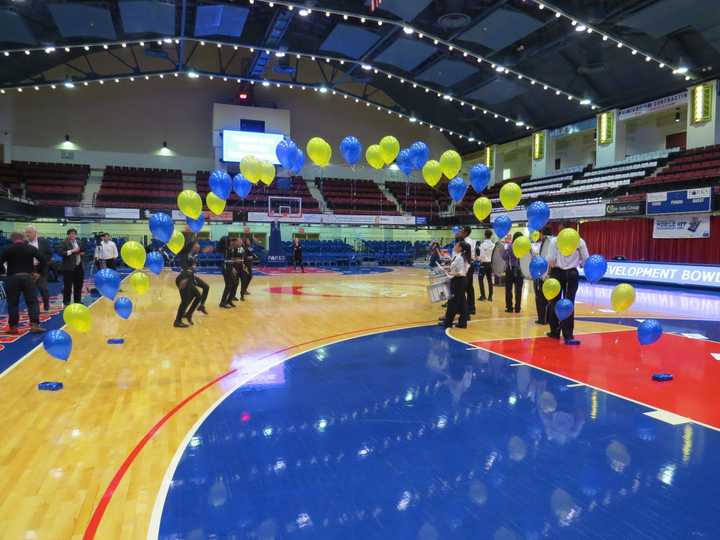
[652,213,711,239]
[618,92,687,121]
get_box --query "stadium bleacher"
[634,144,720,188]
[317,178,400,215]
[385,180,451,217]
[0,161,89,206]
[96,166,182,210]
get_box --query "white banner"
[492,202,606,222]
[247,212,417,226]
[653,213,711,239]
[618,92,687,121]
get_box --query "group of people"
[173,232,258,328]
[434,222,589,345]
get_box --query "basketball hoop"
[268,196,303,219]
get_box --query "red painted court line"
[82,319,435,540]
[473,331,720,429]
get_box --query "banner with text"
[653,213,711,239]
[580,260,720,289]
[247,212,417,226]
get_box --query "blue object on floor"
[107,338,125,345]
[38,381,63,391]
[652,373,673,381]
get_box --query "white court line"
[443,330,720,433]
[147,320,434,540]
[566,383,584,388]
[644,410,691,425]
[711,353,720,361]
[508,363,524,367]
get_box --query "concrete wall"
[625,106,687,155]
[554,131,595,169]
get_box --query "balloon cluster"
[276,139,306,173]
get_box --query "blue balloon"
[396,148,414,176]
[275,139,293,169]
[149,212,174,244]
[469,164,491,193]
[340,136,362,166]
[291,148,305,174]
[95,268,121,300]
[583,254,607,284]
[209,170,232,200]
[448,177,467,202]
[526,201,550,231]
[114,296,133,320]
[186,213,205,233]
[637,319,663,345]
[233,174,253,199]
[146,251,164,275]
[452,225,461,236]
[529,256,548,279]
[554,299,574,322]
[409,141,429,169]
[44,329,72,361]
[492,215,512,238]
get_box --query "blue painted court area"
[159,326,720,539]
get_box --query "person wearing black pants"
[532,227,553,325]
[503,232,525,313]
[476,229,494,302]
[174,242,203,327]
[25,225,52,311]
[0,232,46,334]
[547,224,589,345]
[457,227,476,315]
[219,236,238,308]
[292,238,304,272]
[58,228,84,305]
[440,241,471,328]
[241,238,257,296]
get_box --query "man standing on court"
[95,233,119,270]
[547,222,589,345]
[458,226,477,315]
[0,231,46,334]
[58,228,84,306]
[25,225,52,311]
[476,229,494,302]
[532,226,553,325]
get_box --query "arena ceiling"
[1,0,719,152]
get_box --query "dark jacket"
[57,238,84,271]
[30,237,52,274]
[0,242,46,275]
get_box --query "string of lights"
[248,0,601,108]
[530,1,693,81]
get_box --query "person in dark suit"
[532,226,553,325]
[292,238,304,272]
[57,228,84,305]
[25,225,52,311]
[0,231,46,334]
[218,235,239,308]
[503,231,525,313]
[241,237,258,296]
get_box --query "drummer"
[532,226,553,325]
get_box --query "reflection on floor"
[0,267,718,539]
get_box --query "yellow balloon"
[120,240,146,270]
[542,278,561,300]
[439,150,462,179]
[472,197,492,221]
[366,144,384,170]
[259,161,275,186]
[379,135,400,165]
[512,236,531,258]
[177,190,202,219]
[499,182,522,211]
[63,303,91,333]
[422,160,442,187]
[306,136,332,167]
[206,192,226,215]
[129,271,150,296]
[557,227,580,256]
[530,230,540,242]
[611,283,636,312]
[241,156,261,184]
[167,230,185,255]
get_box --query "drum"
[491,241,507,277]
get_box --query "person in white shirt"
[94,233,119,270]
[440,240,472,328]
[475,229,494,302]
[458,226,477,315]
[546,222,589,345]
[532,226,553,325]
[25,225,52,311]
